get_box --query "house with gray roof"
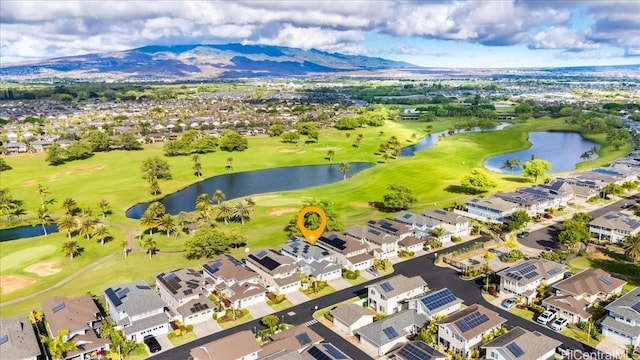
[388,341,447,360]
[354,309,427,356]
[482,326,561,360]
[421,209,470,240]
[394,211,429,232]
[104,281,169,342]
[155,268,216,325]
[497,259,567,303]
[408,287,463,320]
[330,303,374,335]
[601,287,640,346]
[0,317,42,360]
[281,238,342,281]
[589,211,640,243]
[345,224,400,260]
[244,249,300,295]
[316,232,374,271]
[202,255,267,308]
[367,274,428,314]
[465,197,519,223]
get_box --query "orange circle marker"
[297,206,327,244]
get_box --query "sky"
[1,0,639,68]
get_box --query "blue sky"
[1,0,638,68]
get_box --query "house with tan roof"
[330,303,374,335]
[437,304,507,358]
[465,197,519,223]
[155,268,216,325]
[408,287,463,320]
[421,209,471,240]
[244,249,300,295]
[0,317,43,360]
[543,268,626,323]
[367,274,428,314]
[496,259,567,303]
[316,232,374,271]
[202,255,267,308]
[354,309,427,356]
[481,326,561,360]
[259,325,323,359]
[589,211,640,243]
[397,235,425,253]
[42,295,111,360]
[190,330,261,360]
[345,224,401,260]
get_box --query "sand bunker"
[252,195,280,203]
[24,262,62,276]
[0,275,35,294]
[352,202,371,208]
[267,207,298,216]
[278,148,299,153]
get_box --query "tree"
[268,124,285,137]
[213,190,225,205]
[326,149,335,161]
[61,240,81,260]
[432,227,445,238]
[0,188,19,221]
[521,159,552,182]
[297,122,319,142]
[120,240,129,258]
[184,228,232,259]
[93,224,111,245]
[0,158,11,171]
[501,158,521,174]
[149,178,161,195]
[460,168,497,194]
[382,184,417,211]
[117,132,143,150]
[284,199,343,237]
[157,214,177,237]
[97,199,111,218]
[508,210,531,231]
[217,201,233,224]
[77,215,96,240]
[42,329,77,360]
[338,162,350,180]
[261,314,279,329]
[36,208,53,236]
[143,236,158,260]
[193,154,202,178]
[141,156,172,180]
[37,183,50,209]
[623,234,640,264]
[558,229,582,253]
[82,130,112,152]
[46,142,67,165]
[140,212,158,235]
[57,215,76,238]
[146,202,166,218]
[61,197,78,215]
[233,199,254,225]
[219,130,248,151]
[281,132,300,143]
[65,141,94,160]
[226,157,234,171]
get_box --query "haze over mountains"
[1,43,638,82]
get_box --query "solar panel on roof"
[319,234,346,250]
[52,302,66,313]
[136,284,151,290]
[382,326,399,339]
[466,313,489,329]
[632,302,640,313]
[600,276,613,285]
[421,289,458,311]
[296,332,312,345]
[547,267,562,276]
[456,319,470,332]
[308,346,331,360]
[323,343,349,359]
[256,250,268,258]
[105,288,122,307]
[368,228,382,236]
[163,272,177,282]
[0,335,8,346]
[380,282,394,292]
[523,271,539,279]
[506,342,525,357]
[116,287,130,298]
[397,342,435,360]
[402,213,412,219]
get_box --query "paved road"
[518,194,640,250]
[151,234,605,360]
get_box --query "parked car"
[543,213,553,219]
[550,317,568,331]
[516,231,530,239]
[144,335,161,353]
[537,310,557,325]
[367,267,380,277]
[501,298,516,309]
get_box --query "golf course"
[0,116,629,316]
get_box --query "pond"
[484,132,599,174]
[125,162,374,219]
[399,122,511,157]
[0,224,58,242]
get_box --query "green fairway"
[0,245,57,272]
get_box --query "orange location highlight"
[297,206,327,244]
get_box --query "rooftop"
[42,294,100,336]
[202,254,258,283]
[367,274,428,299]
[104,280,167,318]
[552,268,625,297]
[190,330,261,360]
[482,326,561,360]
[0,317,42,360]
[155,268,203,299]
[496,258,567,284]
[438,304,507,340]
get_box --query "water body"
[484,131,599,174]
[0,224,58,241]
[125,162,374,219]
[399,123,511,157]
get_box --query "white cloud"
[529,27,600,51]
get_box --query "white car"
[536,310,557,325]
[550,317,568,331]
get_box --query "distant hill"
[0,43,419,81]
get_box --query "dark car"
[144,335,161,353]
[516,231,530,239]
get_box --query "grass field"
[0,116,631,316]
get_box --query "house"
[316,232,374,271]
[354,309,427,356]
[345,224,400,259]
[437,304,507,358]
[103,281,170,343]
[496,259,567,303]
[601,287,640,346]
[259,325,323,359]
[244,249,300,295]
[543,268,626,324]
[465,197,519,223]
[42,295,111,360]
[421,209,471,239]
[280,238,342,281]
[0,317,43,360]
[408,287,464,320]
[482,326,561,360]
[367,274,428,314]
[494,185,572,216]
[190,330,261,360]
[202,255,267,308]
[330,303,374,335]
[589,211,640,243]
[388,341,447,360]
[395,211,429,232]
[398,235,425,253]
[155,268,216,325]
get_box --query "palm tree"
[226,157,233,171]
[61,198,77,215]
[233,199,253,225]
[37,208,53,236]
[140,211,157,235]
[345,133,351,140]
[149,178,161,195]
[120,240,129,258]
[37,183,50,209]
[157,214,177,237]
[93,224,111,245]
[355,134,363,148]
[77,216,96,240]
[97,199,111,218]
[213,190,225,205]
[623,234,640,264]
[57,215,76,238]
[61,240,81,260]
[381,152,390,162]
[0,189,18,221]
[326,149,335,161]
[195,193,212,225]
[143,236,157,260]
[42,329,77,360]
[193,154,202,178]
[145,202,166,218]
[217,201,233,224]
[338,162,350,180]
[432,227,445,238]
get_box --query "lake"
[484,132,599,174]
[0,224,58,242]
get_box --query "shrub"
[451,236,463,243]
[502,249,525,263]
[427,238,442,249]
[186,324,193,332]
[167,332,176,339]
[342,269,359,280]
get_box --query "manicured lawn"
[267,298,294,312]
[169,332,198,346]
[344,275,367,286]
[561,325,599,347]
[304,285,336,299]
[509,306,535,321]
[124,344,149,360]
[569,254,640,286]
[217,309,254,329]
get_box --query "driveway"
[192,319,222,338]
[330,277,352,291]
[247,301,274,318]
[595,336,627,358]
[145,334,173,356]
[286,291,311,305]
